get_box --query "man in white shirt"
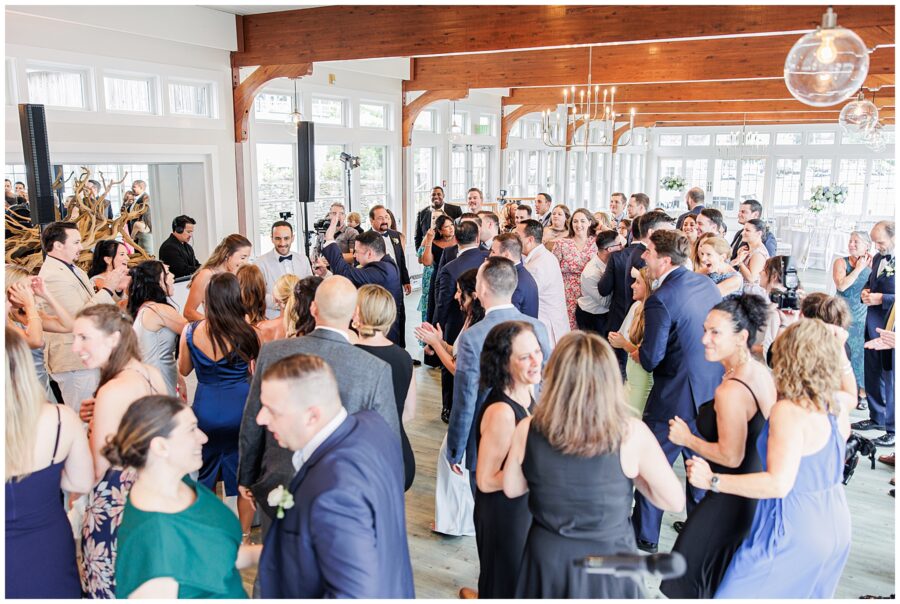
[256,220,313,319]
[576,230,620,335]
[516,219,570,347]
[534,192,552,227]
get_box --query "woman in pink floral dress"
[72,305,168,598]
[551,208,599,329]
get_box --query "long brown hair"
[287,276,323,337]
[198,233,251,273]
[204,273,260,366]
[567,207,598,238]
[532,331,630,456]
[236,264,267,325]
[76,304,143,389]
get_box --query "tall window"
[526,151,539,189]
[314,145,346,222]
[739,158,766,202]
[711,159,737,212]
[472,148,489,196]
[254,93,293,121]
[451,147,467,201]
[476,115,495,136]
[684,159,709,192]
[311,97,345,126]
[255,144,295,254]
[804,158,833,203]
[359,103,387,129]
[358,145,388,222]
[104,75,154,114]
[412,147,434,208]
[413,109,437,132]
[838,159,867,215]
[26,66,87,109]
[773,158,802,208]
[506,150,521,196]
[868,159,895,216]
[657,158,682,209]
[168,81,212,117]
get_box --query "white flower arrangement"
[268,485,295,519]
[660,175,686,192]
[808,184,848,213]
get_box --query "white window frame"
[24,61,93,111]
[310,95,347,127]
[254,91,296,122]
[102,71,159,115]
[359,101,390,130]
[414,108,439,133]
[166,78,216,118]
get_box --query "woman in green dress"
[608,267,654,415]
[832,230,872,408]
[105,395,259,599]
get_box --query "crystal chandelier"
[717,117,767,160]
[540,46,637,152]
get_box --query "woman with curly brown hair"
[687,319,853,598]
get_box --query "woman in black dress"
[661,294,777,598]
[504,331,685,598]
[474,320,544,598]
[354,284,416,491]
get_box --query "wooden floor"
[232,288,895,598]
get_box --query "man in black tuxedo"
[853,220,895,447]
[415,186,461,250]
[368,204,410,347]
[489,232,539,319]
[432,220,488,422]
[321,225,405,346]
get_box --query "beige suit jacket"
[38,255,115,374]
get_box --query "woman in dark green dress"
[105,395,259,598]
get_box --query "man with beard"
[257,220,313,319]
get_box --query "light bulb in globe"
[839,94,878,134]
[783,9,869,107]
[448,121,462,143]
[283,111,303,135]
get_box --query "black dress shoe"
[872,433,896,447]
[441,408,451,424]
[851,419,886,431]
[857,398,869,411]
[412,358,422,366]
[673,521,685,534]
[636,539,658,554]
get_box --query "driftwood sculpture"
[5,167,153,273]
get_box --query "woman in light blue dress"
[832,231,872,406]
[686,319,852,599]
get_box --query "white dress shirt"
[291,407,349,472]
[523,244,571,347]
[256,248,313,319]
[578,255,611,314]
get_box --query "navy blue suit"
[864,253,895,433]
[598,242,642,375]
[433,246,489,413]
[259,411,415,599]
[322,242,404,345]
[633,266,724,545]
[513,260,540,319]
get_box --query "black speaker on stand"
[296,121,316,260]
[18,104,57,229]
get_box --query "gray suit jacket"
[238,328,399,517]
[256,249,313,319]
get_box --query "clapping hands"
[414,322,443,348]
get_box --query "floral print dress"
[81,466,137,598]
[551,237,598,329]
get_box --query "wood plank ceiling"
[230,4,896,142]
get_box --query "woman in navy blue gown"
[687,319,853,598]
[179,272,259,540]
[5,327,94,598]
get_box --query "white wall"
[4,6,238,257]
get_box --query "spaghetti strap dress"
[659,377,766,598]
[715,411,851,598]
[6,406,82,598]
[473,390,533,598]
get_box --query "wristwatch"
[710,474,721,493]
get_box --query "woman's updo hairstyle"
[745,218,768,238]
[102,395,186,469]
[712,293,770,348]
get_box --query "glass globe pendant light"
[839,90,879,134]
[783,7,869,107]
[283,78,303,135]
[448,101,463,143]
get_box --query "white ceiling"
[203,5,319,16]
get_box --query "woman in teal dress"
[416,214,456,323]
[108,395,258,598]
[832,231,872,406]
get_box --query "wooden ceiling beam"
[233,63,313,143]
[232,5,893,67]
[501,104,556,150]
[503,76,896,106]
[406,29,894,91]
[402,89,469,147]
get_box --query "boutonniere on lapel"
[390,236,400,246]
[882,258,895,278]
[268,485,295,519]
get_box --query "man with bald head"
[238,275,400,524]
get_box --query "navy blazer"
[322,242,404,344]
[628,242,647,285]
[371,228,410,287]
[513,260,540,319]
[598,243,641,333]
[865,253,895,338]
[639,266,724,423]
[433,247,489,345]
[259,411,415,599]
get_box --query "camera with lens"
[769,255,800,310]
[313,216,331,232]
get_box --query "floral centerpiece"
[808,184,848,213]
[660,175,686,192]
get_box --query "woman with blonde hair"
[235,263,267,326]
[551,208,599,328]
[688,319,853,598]
[353,284,416,490]
[542,204,571,250]
[608,267,654,414]
[6,327,93,598]
[6,264,74,402]
[183,233,252,321]
[503,331,684,598]
[74,304,169,598]
[593,211,615,232]
[256,273,300,343]
[696,236,743,298]
[832,230,872,407]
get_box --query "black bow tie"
[380,232,390,237]
[278,255,292,263]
